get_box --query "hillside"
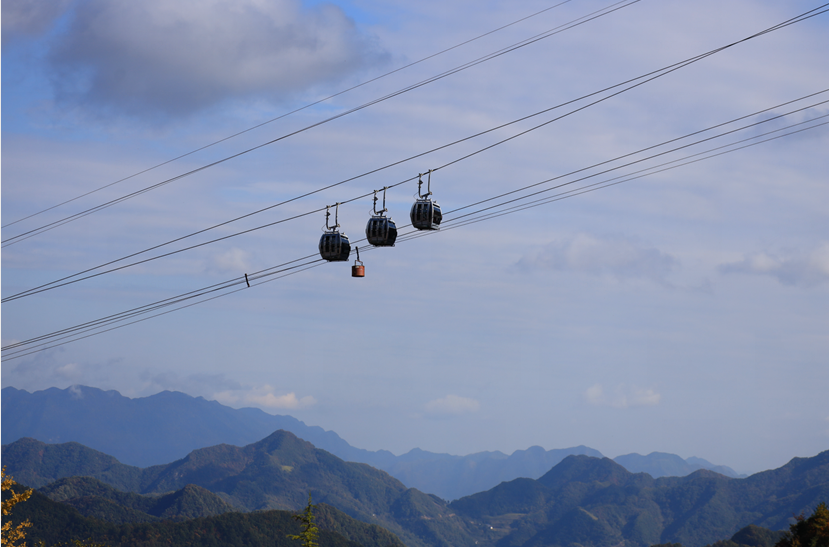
[39,476,238,522]
[7,483,403,547]
[446,453,829,547]
[2,433,480,547]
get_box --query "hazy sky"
[2,0,827,475]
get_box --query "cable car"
[319,204,351,261]
[352,246,365,277]
[366,188,397,247]
[410,170,442,230]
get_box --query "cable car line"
[3,0,823,272]
[4,3,823,304]
[418,121,829,239]
[1,0,640,246]
[438,98,829,220]
[399,117,829,242]
[5,85,826,304]
[0,0,580,231]
[2,259,329,361]
[3,111,824,360]
[1,253,325,354]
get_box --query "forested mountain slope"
[2,432,479,547]
[446,452,829,547]
[8,483,402,547]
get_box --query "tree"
[1,467,33,547]
[776,502,829,547]
[288,494,319,547]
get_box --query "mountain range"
[1,385,743,500]
[3,431,827,547]
[2,433,476,547]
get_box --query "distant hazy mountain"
[1,385,373,467]
[614,452,745,478]
[4,434,828,547]
[383,444,604,500]
[2,385,742,500]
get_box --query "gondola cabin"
[410,198,442,230]
[319,231,351,261]
[366,216,397,247]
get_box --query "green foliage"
[288,494,319,547]
[40,538,109,547]
[695,524,786,547]
[13,486,400,547]
[776,502,829,547]
[38,477,238,523]
[1,438,152,492]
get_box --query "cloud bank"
[207,248,251,274]
[517,233,678,283]
[1,0,71,44]
[425,395,480,415]
[214,385,316,410]
[719,243,829,287]
[585,384,661,409]
[47,0,389,117]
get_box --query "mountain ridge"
[2,384,744,501]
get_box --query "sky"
[2,0,828,476]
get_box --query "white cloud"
[56,362,81,381]
[585,384,604,405]
[517,233,678,283]
[207,248,251,274]
[214,385,316,410]
[585,384,661,409]
[46,0,389,118]
[425,394,480,415]
[719,243,829,287]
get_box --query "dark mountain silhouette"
[2,385,743,499]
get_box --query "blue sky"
[2,0,828,475]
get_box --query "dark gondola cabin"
[366,216,397,246]
[319,231,351,261]
[318,204,351,261]
[365,187,397,247]
[411,170,442,231]
[410,198,442,230]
